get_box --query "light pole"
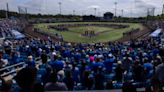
[73,10,75,15]
[152,7,155,16]
[114,2,117,17]
[94,8,97,16]
[58,2,62,15]
[6,3,9,19]
[162,4,164,14]
[121,9,124,17]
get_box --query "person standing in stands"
[49,55,64,72]
[132,60,145,82]
[122,56,132,72]
[94,67,105,90]
[41,50,48,64]
[11,51,22,64]
[115,61,125,82]
[143,57,153,79]
[26,55,35,67]
[152,49,164,92]
[14,67,37,92]
[104,54,115,73]
[63,71,75,90]
[44,72,68,91]
[82,70,94,90]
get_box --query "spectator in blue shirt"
[104,54,115,73]
[49,55,64,71]
[26,55,35,67]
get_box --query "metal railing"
[0,62,26,77]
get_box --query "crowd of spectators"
[0,18,27,39]
[0,19,164,92]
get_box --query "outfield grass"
[34,22,143,43]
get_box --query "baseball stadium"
[0,0,164,92]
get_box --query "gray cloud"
[0,0,163,17]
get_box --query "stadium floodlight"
[6,3,9,18]
[121,9,124,17]
[73,10,75,15]
[114,2,117,17]
[58,2,62,15]
[152,7,155,16]
[147,8,150,16]
[162,4,164,14]
[94,8,97,16]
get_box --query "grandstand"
[0,0,164,92]
[0,19,25,40]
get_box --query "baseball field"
[34,22,143,43]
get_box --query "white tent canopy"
[11,30,25,39]
[150,28,162,37]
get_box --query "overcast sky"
[0,0,163,17]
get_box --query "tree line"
[0,10,163,22]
